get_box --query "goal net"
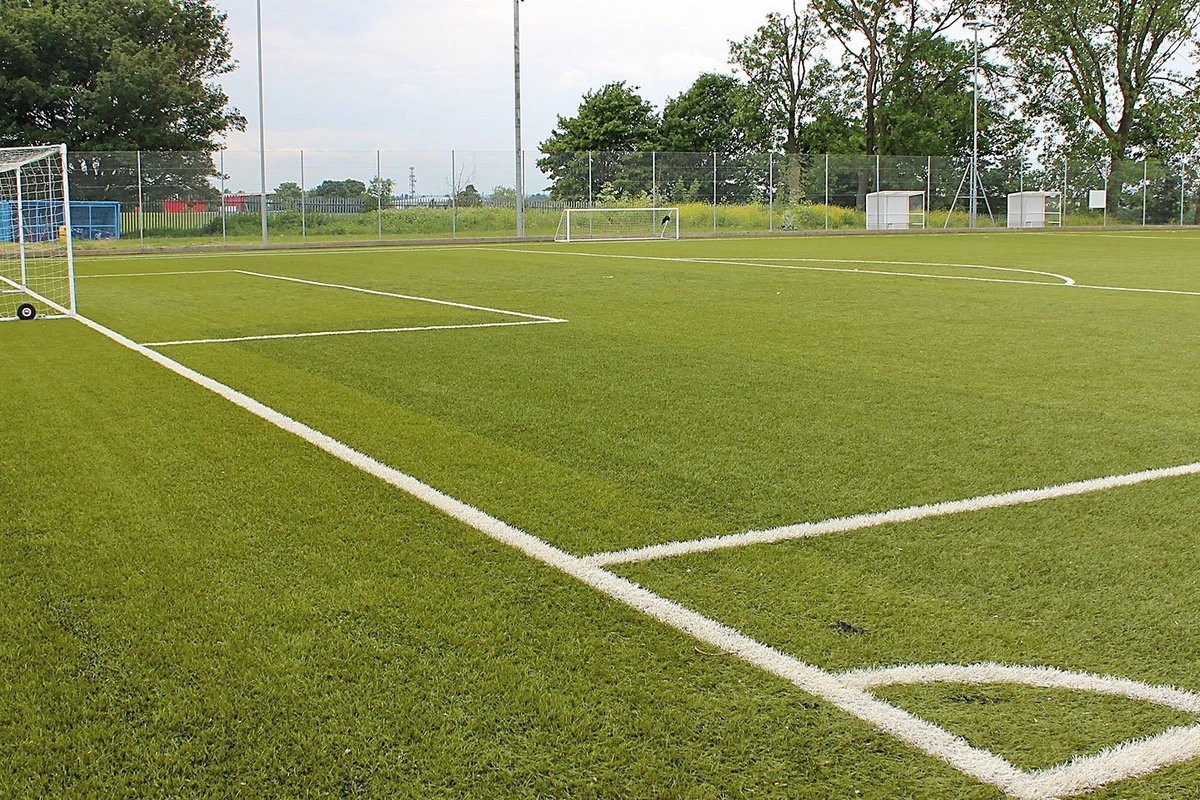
[554,207,680,242]
[0,144,76,321]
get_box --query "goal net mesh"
[554,208,680,242]
[0,144,75,320]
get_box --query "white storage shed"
[1006,191,1062,228]
[866,191,926,230]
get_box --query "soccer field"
[4,230,1200,798]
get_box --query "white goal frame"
[0,144,76,321]
[554,207,680,243]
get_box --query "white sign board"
[1088,190,1107,209]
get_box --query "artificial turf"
[4,229,1200,797]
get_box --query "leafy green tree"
[1000,0,1200,206]
[364,175,395,211]
[537,82,660,201]
[730,3,859,201]
[0,0,244,200]
[660,74,769,155]
[275,182,303,199]
[659,74,773,203]
[455,184,483,206]
[814,0,968,157]
[311,179,367,198]
[488,185,517,204]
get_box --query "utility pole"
[513,0,525,237]
[255,0,268,246]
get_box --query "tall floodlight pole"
[964,19,993,230]
[255,0,268,246]
[513,0,526,238]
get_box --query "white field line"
[0,272,74,317]
[142,319,564,347]
[692,256,1074,285]
[79,243,471,264]
[82,269,241,278]
[840,662,1200,799]
[585,462,1200,567]
[70,310,1200,799]
[497,247,1200,299]
[1072,283,1200,298]
[485,247,1075,289]
[234,269,564,322]
[87,267,564,322]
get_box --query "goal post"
[0,144,76,321]
[554,207,680,243]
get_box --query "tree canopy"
[660,73,770,157]
[1002,0,1200,165]
[0,0,244,151]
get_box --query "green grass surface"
[4,228,1200,797]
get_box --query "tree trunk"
[786,150,802,204]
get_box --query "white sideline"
[71,312,1200,799]
[585,462,1200,566]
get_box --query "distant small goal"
[554,207,680,243]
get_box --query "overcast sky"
[208,0,789,192]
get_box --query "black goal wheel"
[16,303,36,321]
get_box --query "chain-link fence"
[64,149,1200,247]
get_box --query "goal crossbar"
[554,207,680,243]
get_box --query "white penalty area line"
[495,247,1200,300]
[84,267,566,346]
[71,310,1200,799]
[486,247,1076,288]
[86,268,563,322]
[142,318,564,347]
[586,461,1200,567]
[236,270,563,322]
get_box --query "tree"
[1001,0,1200,206]
[0,0,245,201]
[659,74,774,203]
[311,179,367,198]
[814,0,968,157]
[275,182,303,199]
[455,184,483,207]
[730,4,840,157]
[730,3,848,201]
[537,82,660,201]
[660,74,769,155]
[364,175,394,211]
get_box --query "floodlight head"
[963,18,995,30]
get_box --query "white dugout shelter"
[866,191,926,230]
[1006,191,1062,228]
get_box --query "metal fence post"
[712,151,718,234]
[1182,165,1187,227]
[300,149,307,243]
[588,152,593,208]
[1142,159,1148,226]
[136,150,145,250]
[825,154,830,231]
[1063,159,1069,221]
[768,152,774,232]
[652,151,657,208]
[451,150,457,239]
[219,149,226,247]
[376,149,383,241]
